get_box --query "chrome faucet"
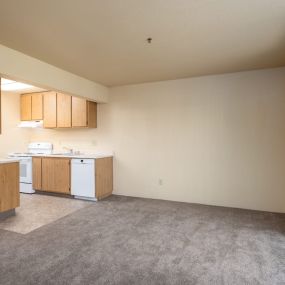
[62,146,74,154]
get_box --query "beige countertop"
[0,158,20,164]
[31,152,114,159]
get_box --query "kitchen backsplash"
[29,128,112,155]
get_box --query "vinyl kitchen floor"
[0,193,91,234]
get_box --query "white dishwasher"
[71,159,96,201]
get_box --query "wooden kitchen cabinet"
[71,96,87,127]
[21,91,97,129]
[43,92,57,128]
[57,93,72,128]
[41,158,71,194]
[87,101,97,128]
[31,93,43,120]
[72,97,97,128]
[0,162,20,212]
[21,93,43,121]
[32,157,42,190]
[43,91,71,128]
[20,94,32,121]
[95,157,113,200]
[32,156,113,200]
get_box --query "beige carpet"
[0,194,91,234]
[0,195,285,284]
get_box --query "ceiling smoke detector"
[146,38,152,44]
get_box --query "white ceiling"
[1,78,46,94]
[0,0,285,87]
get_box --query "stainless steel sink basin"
[50,153,75,156]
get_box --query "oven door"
[19,158,32,184]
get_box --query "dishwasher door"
[71,159,96,200]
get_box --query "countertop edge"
[0,159,20,164]
[28,154,114,159]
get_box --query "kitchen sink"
[50,153,75,156]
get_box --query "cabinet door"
[32,157,42,190]
[87,101,97,128]
[32,93,43,120]
[42,158,70,194]
[72,96,87,127]
[57,93,71,128]
[43,92,57,128]
[20,94,32,121]
[95,157,113,200]
[0,162,20,212]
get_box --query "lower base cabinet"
[32,157,42,190]
[33,157,71,194]
[0,162,20,212]
[32,157,113,199]
[95,157,113,200]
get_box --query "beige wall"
[0,92,31,157]
[27,67,285,212]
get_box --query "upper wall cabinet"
[22,92,97,129]
[57,93,72,128]
[20,94,32,121]
[21,93,43,121]
[31,93,43,120]
[43,92,57,128]
[72,97,97,128]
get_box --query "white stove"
[9,153,40,157]
[9,142,53,194]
